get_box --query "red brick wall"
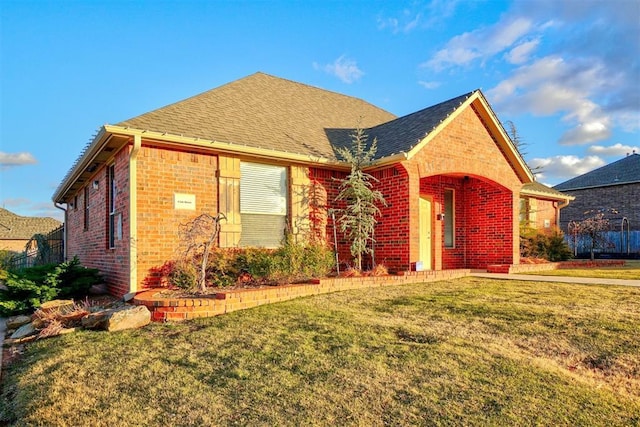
[136,143,218,289]
[66,145,131,296]
[309,165,418,272]
[464,180,514,268]
[65,142,219,297]
[408,103,522,268]
[370,166,412,270]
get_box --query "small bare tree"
[333,125,386,271]
[177,213,226,292]
[570,209,617,260]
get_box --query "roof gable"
[327,92,474,159]
[554,153,640,191]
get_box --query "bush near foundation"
[162,239,335,291]
[520,227,572,262]
[0,257,102,316]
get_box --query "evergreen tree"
[334,126,386,271]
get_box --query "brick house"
[520,182,574,230]
[53,72,563,298]
[555,153,640,255]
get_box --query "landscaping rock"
[82,305,151,332]
[6,315,32,330]
[89,283,109,295]
[39,299,75,314]
[10,323,36,340]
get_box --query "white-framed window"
[239,161,288,247]
[444,189,454,248]
[107,164,116,249]
[84,186,90,231]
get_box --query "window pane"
[239,162,288,247]
[239,214,286,248]
[444,190,454,248]
[240,162,287,215]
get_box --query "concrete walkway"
[472,272,640,287]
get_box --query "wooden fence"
[8,225,65,270]
[565,230,640,259]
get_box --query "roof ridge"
[554,153,640,190]
[116,72,395,127]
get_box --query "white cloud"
[423,1,639,146]
[423,16,533,70]
[530,155,605,182]
[418,80,440,89]
[377,1,462,33]
[504,38,539,64]
[587,143,640,157]
[487,56,614,145]
[0,151,37,168]
[314,56,364,84]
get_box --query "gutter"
[124,135,142,302]
[556,198,571,228]
[104,125,344,168]
[366,151,409,170]
[53,127,110,203]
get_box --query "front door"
[419,197,432,270]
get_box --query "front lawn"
[525,260,640,280]
[1,277,639,426]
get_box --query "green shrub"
[0,257,102,316]
[520,227,572,262]
[168,260,200,291]
[160,240,335,290]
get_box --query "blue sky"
[1,0,639,222]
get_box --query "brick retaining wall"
[487,259,626,274]
[134,269,471,321]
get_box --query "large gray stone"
[81,305,150,332]
[6,315,32,330]
[10,322,36,339]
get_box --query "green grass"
[525,260,640,280]
[1,277,639,426]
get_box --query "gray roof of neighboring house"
[117,72,477,161]
[0,208,61,240]
[521,181,574,200]
[554,153,640,191]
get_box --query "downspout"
[556,199,571,228]
[54,203,67,261]
[124,135,142,301]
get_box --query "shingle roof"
[117,73,483,161]
[554,153,640,191]
[0,208,61,240]
[56,73,528,203]
[327,92,475,158]
[521,181,574,200]
[118,72,397,161]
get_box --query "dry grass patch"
[1,277,639,426]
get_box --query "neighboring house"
[54,72,561,298]
[554,153,640,255]
[520,182,574,230]
[0,208,62,253]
